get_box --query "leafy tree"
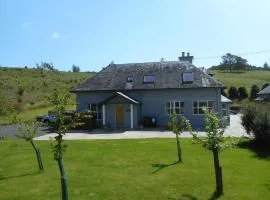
[238,87,248,99]
[263,62,270,71]
[17,121,44,171]
[72,65,80,72]
[221,53,248,71]
[262,82,269,90]
[36,61,56,71]
[50,90,71,200]
[250,84,259,100]
[168,113,192,162]
[228,86,238,99]
[192,109,226,197]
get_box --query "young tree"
[168,113,192,162]
[50,90,71,200]
[17,121,44,171]
[250,84,259,100]
[192,109,226,196]
[238,87,248,99]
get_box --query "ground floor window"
[222,103,227,116]
[165,101,184,115]
[88,103,97,114]
[193,101,214,115]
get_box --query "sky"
[1,0,270,72]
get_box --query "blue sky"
[1,0,270,71]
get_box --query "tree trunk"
[176,134,182,162]
[57,159,68,200]
[30,140,44,171]
[212,147,223,196]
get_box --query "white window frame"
[165,101,184,115]
[88,103,98,114]
[193,100,214,115]
[222,103,227,116]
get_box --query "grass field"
[0,139,269,200]
[213,70,270,92]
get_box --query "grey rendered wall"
[75,88,221,129]
[75,91,114,112]
[125,88,221,129]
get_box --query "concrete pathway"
[35,114,249,140]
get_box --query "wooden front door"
[116,105,125,128]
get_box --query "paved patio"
[35,114,249,140]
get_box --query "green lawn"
[213,70,270,91]
[0,139,269,200]
[0,105,75,125]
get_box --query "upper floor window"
[193,100,214,115]
[182,72,193,83]
[165,101,184,115]
[143,75,155,83]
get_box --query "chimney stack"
[179,51,193,64]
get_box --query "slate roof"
[258,85,270,95]
[71,61,223,92]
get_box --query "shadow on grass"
[0,171,40,181]
[168,193,198,200]
[208,191,223,200]
[237,139,270,159]
[151,161,179,174]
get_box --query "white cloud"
[52,32,61,40]
[21,22,32,28]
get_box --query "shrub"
[238,87,248,99]
[262,83,269,90]
[250,84,259,100]
[241,104,270,143]
[17,86,25,96]
[72,110,93,130]
[228,86,238,99]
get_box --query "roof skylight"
[143,75,155,83]
[182,72,193,83]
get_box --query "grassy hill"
[0,67,93,124]
[213,70,270,92]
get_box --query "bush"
[72,110,93,129]
[262,83,269,90]
[238,87,248,99]
[17,86,25,96]
[228,86,238,99]
[250,84,259,100]
[241,104,270,143]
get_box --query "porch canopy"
[99,92,140,128]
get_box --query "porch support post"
[130,104,133,129]
[102,104,106,126]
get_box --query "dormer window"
[182,72,193,83]
[143,75,155,83]
[127,76,133,82]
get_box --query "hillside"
[213,70,270,92]
[0,67,93,123]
